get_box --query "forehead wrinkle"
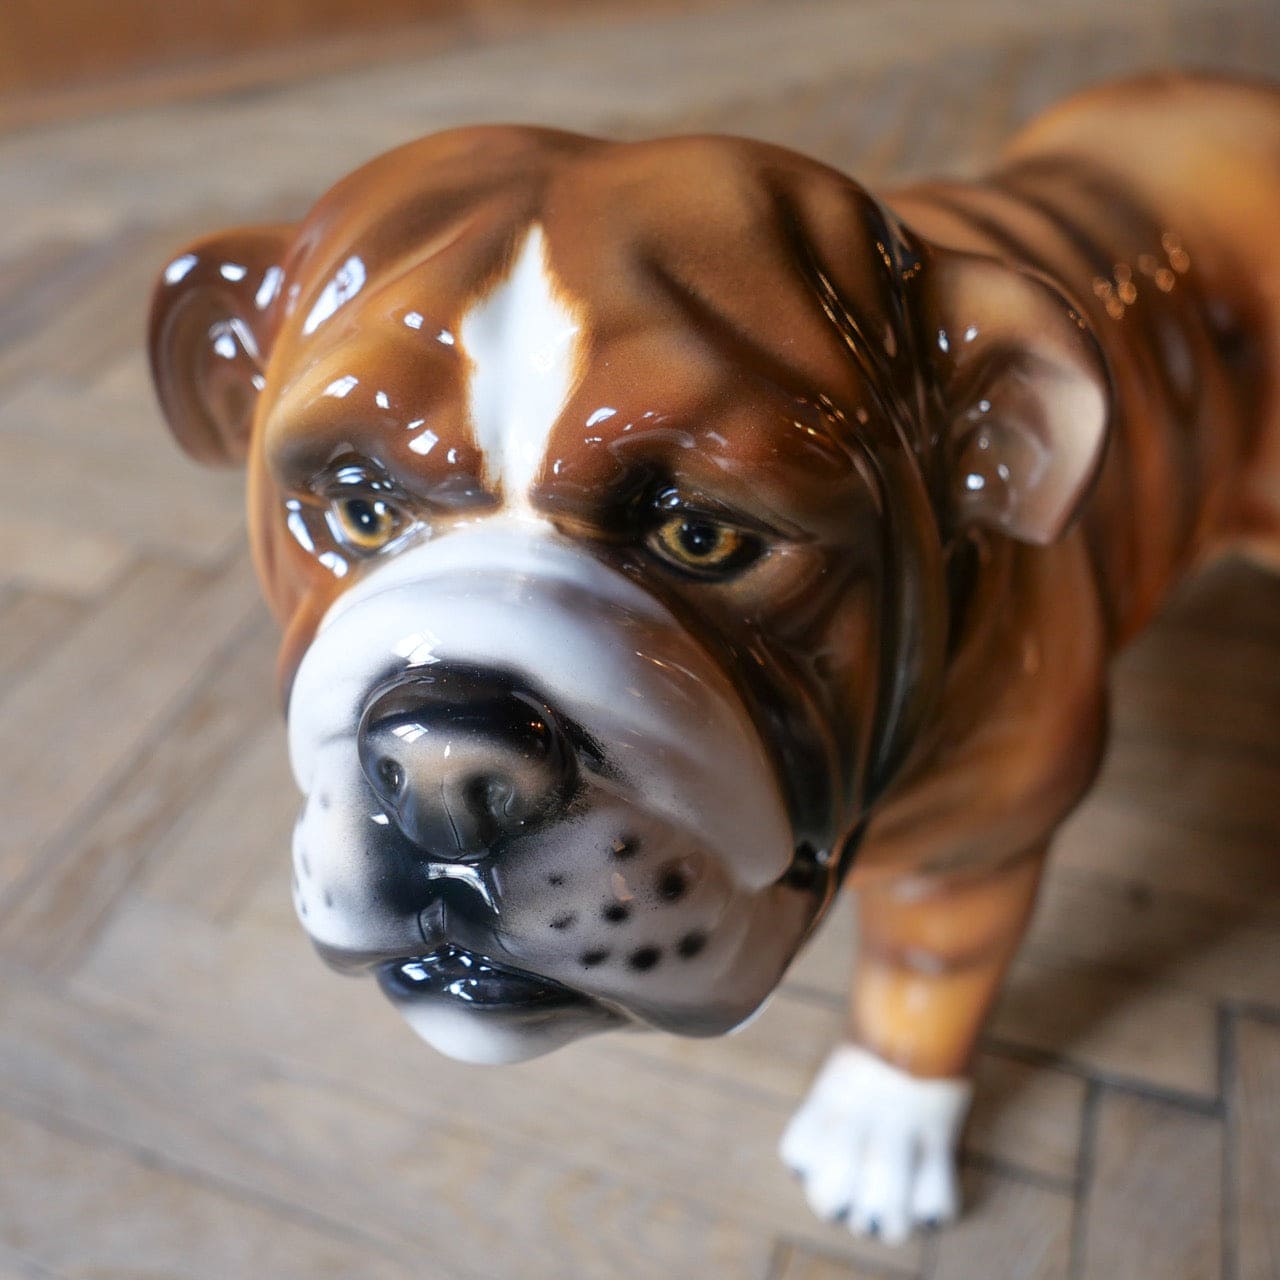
[576,309,853,476]
[269,313,455,410]
[264,324,452,423]
[259,331,468,483]
[636,250,789,379]
[284,205,515,355]
[631,247,865,438]
[799,249,904,440]
[773,182,929,455]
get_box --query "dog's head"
[150,127,1107,1062]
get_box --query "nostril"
[464,773,511,819]
[376,757,404,795]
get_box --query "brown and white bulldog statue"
[149,73,1280,1242]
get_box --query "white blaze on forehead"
[460,226,581,511]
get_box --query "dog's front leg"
[781,847,1047,1242]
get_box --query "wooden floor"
[1,1,1279,1277]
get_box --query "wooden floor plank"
[0,227,178,391]
[989,954,1219,1102]
[0,591,84,697]
[1099,737,1280,846]
[0,230,150,356]
[0,1102,416,1280]
[1231,1017,1280,1280]
[4,369,165,456]
[770,1241,915,1280]
[140,717,291,924]
[0,621,277,971]
[1112,627,1280,761]
[0,427,244,567]
[0,970,777,1280]
[0,555,261,901]
[930,1169,1073,1280]
[1025,867,1280,1013]
[964,1055,1085,1186]
[0,1242,67,1280]
[1053,797,1280,918]
[0,513,132,598]
[1077,1090,1223,1280]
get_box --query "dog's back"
[891,73,1280,641]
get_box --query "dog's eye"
[327,494,407,553]
[648,514,759,577]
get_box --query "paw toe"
[908,1148,962,1226]
[849,1139,912,1242]
[802,1144,860,1222]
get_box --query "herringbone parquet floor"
[1,2,1278,1277]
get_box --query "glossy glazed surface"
[149,73,1280,1072]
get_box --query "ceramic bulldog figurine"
[149,73,1280,1241]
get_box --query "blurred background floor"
[1,1,1279,1277]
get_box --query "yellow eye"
[648,514,756,576]
[327,494,406,553]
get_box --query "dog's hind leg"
[781,845,1048,1243]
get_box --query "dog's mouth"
[374,942,625,1061]
[377,945,590,1012]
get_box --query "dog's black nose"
[357,667,578,862]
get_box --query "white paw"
[780,1044,972,1244]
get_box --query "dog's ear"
[149,224,295,467]
[917,244,1111,546]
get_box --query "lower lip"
[377,945,587,1011]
